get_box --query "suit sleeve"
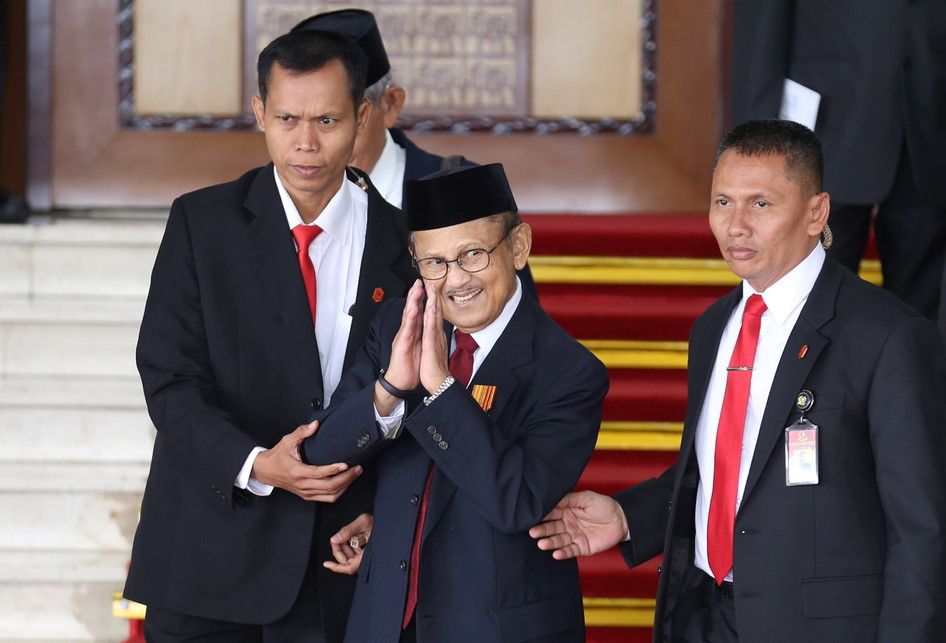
[302,299,407,466]
[870,317,946,640]
[136,199,258,500]
[403,354,609,534]
[613,466,677,568]
[730,0,794,125]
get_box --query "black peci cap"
[291,9,391,86]
[404,164,518,232]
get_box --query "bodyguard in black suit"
[302,164,608,642]
[532,121,946,642]
[730,0,946,319]
[125,30,414,641]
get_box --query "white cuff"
[234,446,274,497]
[374,400,406,438]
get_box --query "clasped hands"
[375,279,451,414]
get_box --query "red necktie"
[290,224,322,323]
[707,294,767,584]
[402,330,478,628]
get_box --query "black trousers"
[827,146,946,320]
[669,566,739,643]
[143,537,327,643]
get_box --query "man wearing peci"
[302,164,609,642]
[125,30,415,641]
[531,120,946,642]
[290,8,538,299]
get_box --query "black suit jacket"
[125,164,415,634]
[616,259,946,642]
[302,295,609,642]
[730,0,946,206]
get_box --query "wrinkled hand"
[383,279,425,392]
[324,513,374,575]
[252,422,362,502]
[529,490,628,560]
[419,281,450,393]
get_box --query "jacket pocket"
[802,573,882,618]
[494,593,582,641]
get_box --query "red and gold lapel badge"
[372,287,385,303]
[471,385,497,411]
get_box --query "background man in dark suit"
[302,163,608,642]
[290,9,538,299]
[531,120,946,642]
[125,29,415,641]
[730,0,946,319]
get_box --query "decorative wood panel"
[32,0,726,212]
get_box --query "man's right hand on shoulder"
[529,490,629,560]
[252,421,363,502]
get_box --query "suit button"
[427,426,437,435]
[410,494,419,505]
[432,432,442,442]
[310,398,322,410]
[400,560,408,571]
[356,434,370,448]
[903,57,913,71]
[438,440,448,450]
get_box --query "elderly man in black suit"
[125,29,416,642]
[730,0,946,320]
[531,120,946,642]
[302,163,608,642]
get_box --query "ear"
[356,98,372,135]
[510,223,532,270]
[381,86,406,129]
[251,95,266,132]
[805,191,831,237]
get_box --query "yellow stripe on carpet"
[531,256,882,286]
[583,597,656,628]
[581,339,689,369]
[596,421,684,451]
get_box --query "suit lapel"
[739,260,841,508]
[343,168,413,371]
[242,165,323,398]
[422,297,536,541]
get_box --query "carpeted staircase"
[523,213,880,643]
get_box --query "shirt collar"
[741,244,825,325]
[465,277,523,355]
[368,130,403,196]
[274,166,358,247]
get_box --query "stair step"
[544,292,717,341]
[603,369,687,422]
[0,582,127,640]
[579,450,678,497]
[0,300,141,378]
[0,375,144,409]
[580,550,660,598]
[0,550,130,584]
[0,462,149,494]
[0,218,163,300]
[0,407,154,463]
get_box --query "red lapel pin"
[797,344,809,359]
[372,287,384,303]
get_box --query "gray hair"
[364,72,395,105]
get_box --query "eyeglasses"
[413,226,515,280]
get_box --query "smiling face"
[412,216,531,333]
[252,59,369,221]
[709,150,830,292]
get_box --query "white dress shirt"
[368,129,407,209]
[376,277,524,435]
[693,245,825,582]
[234,167,368,495]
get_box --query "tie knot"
[454,330,478,354]
[291,224,323,252]
[744,294,767,318]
